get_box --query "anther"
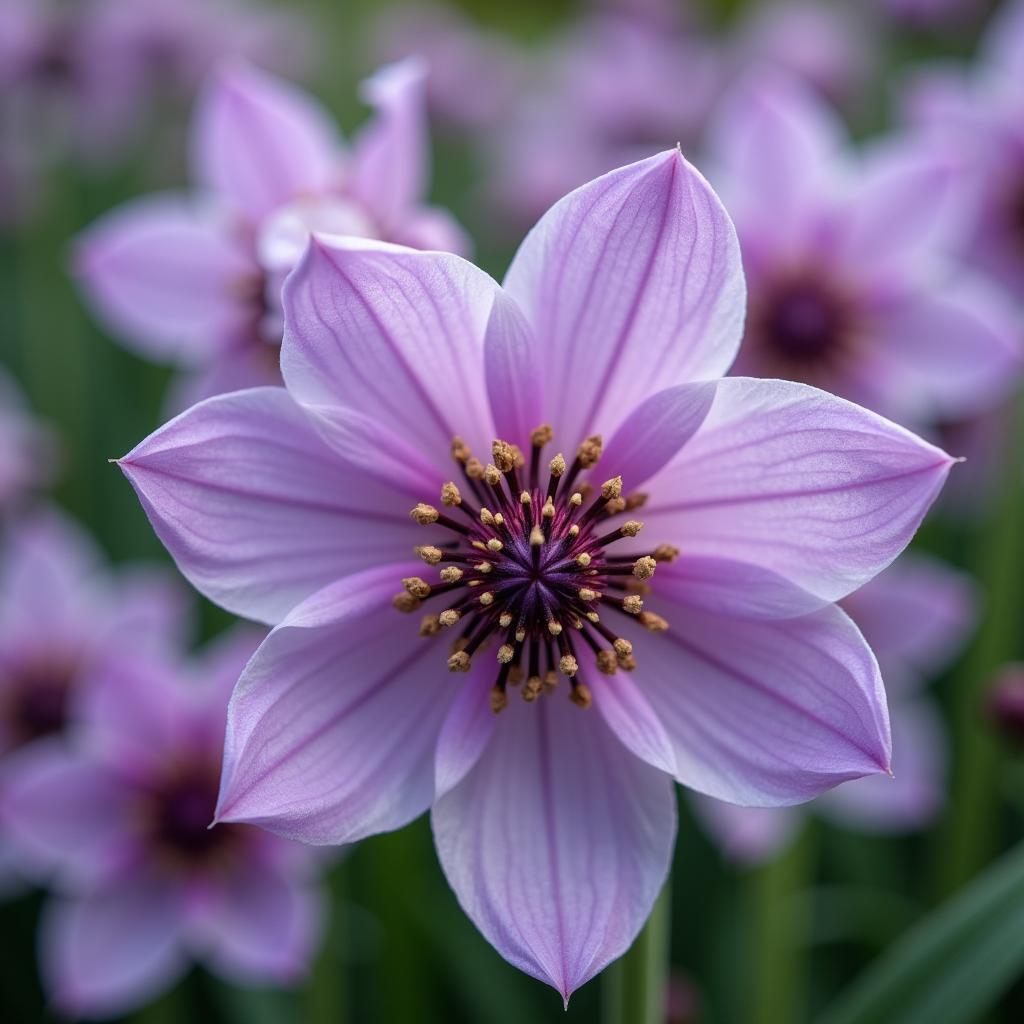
[393,592,421,613]
[484,463,502,487]
[531,424,553,448]
[653,544,680,563]
[568,525,580,538]
[490,686,508,713]
[639,611,669,632]
[559,654,579,676]
[614,638,633,659]
[596,650,618,675]
[569,681,593,709]
[402,577,431,599]
[448,651,471,672]
[623,595,644,614]
[466,457,484,479]
[633,556,657,580]
[542,498,555,519]
[547,620,563,636]
[530,526,545,546]
[570,492,583,508]
[415,545,443,565]
[579,587,599,602]
[439,567,464,583]
[479,592,495,606]
[576,435,603,468]
[520,491,531,505]
[487,538,503,552]
[543,669,559,694]
[419,615,442,637]
[601,476,623,500]
[410,503,439,525]
[441,481,462,506]
[497,644,515,664]
[492,440,516,473]
[477,561,493,574]
[451,437,471,463]
[499,612,513,628]
[523,675,543,702]
[515,628,526,643]
[621,520,643,537]
[625,492,648,510]
[480,507,495,526]
[439,610,462,627]
[549,453,566,477]
[576,552,592,568]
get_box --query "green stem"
[937,395,1024,895]
[748,825,815,1024]
[602,878,671,1024]
[307,859,349,1024]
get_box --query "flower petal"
[216,565,456,844]
[347,58,429,231]
[119,387,422,625]
[432,696,676,1002]
[636,598,891,805]
[641,377,954,604]
[0,743,132,886]
[190,860,323,984]
[40,873,187,1019]
[191,61,339,221]
[868,276,1023,422]
[840,554,978,692]
[74,194,252,363]
[435,676,498,800]
[502,150,745,447]
[281,236,498,476]
[588,672,677,775]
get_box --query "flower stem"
[307,860,349,1024]
[937,396,1024,895]
[602,879,672,1024]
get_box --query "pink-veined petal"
[503,150,745,448]
[432,695,675,1002]
[119,387,423,625]
[641,377,954,605]
[216,565,456,844]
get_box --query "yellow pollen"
[559,654,579,676]
[487,538,503,552]
[451,436,471,463]
[448,651,471,672]
[493,512,505,527]
[614,639,633,659]
[570,682,593,709]
[511,444,526,469]
[419,615,441,637]
[576,435,603,468]
[639,611,669,632]
[531,424,554,447]
[393,592,420,613]
[654,544,680,563]
[601,476,623,500]
[492,439,516,473]
[515,628,526,642]
[542,498,555,519]
[490,687,508,713]
[441,481,462,506]
[410,503,439,525]
[497,644,515,664]
[586,611,600,623]
[523,675,543,702]
[530,526,545,546]
[499,612,513,628]
[414,545,443,565]
[547,620,563,636]
[579,587,599,602]
[549,453,566,477]
[479,592,494,606]
[439,566,463,583]
[570,492,583,507]
[439,609,461,627]
[576,552,592,568]
[619,653,637,672]
[520,491,532,505]
[480,507,495,526]
[484,463,502,486]
[477,561,493,574]
[633,556,657,580]
[471,540,488,552]
[623,595,644,614]
[466,457,484,479]
[568,525,580,538]
[402,577,431,598]
[621,520,643,537]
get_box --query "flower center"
[1,657,76,745]
[396,427,676,713]
[751,276,854,370]
[148,765,239,864]
[1006,172,1024,255]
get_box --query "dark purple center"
[397,430,677,712]
[757,280,849,366]
[149,769,234,862]
[3,661,75,745]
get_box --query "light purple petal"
[818,697,945,832]
[191,61,339,222]
[435,676,498,800]
[216,565,456,844]
[840,554,978,691]
[868,276,1023,422]
[389,204,474,256]
[588,671,677,775]
[432,696,676,1001]
[483,289,544,447]
[347,58,429,231]
[502,150,745,448]
[100,565,192,654]
[706,71,843,240]
[119,387,423,625]
[690,794,802,865]
[40,873,188,1019]
[190,861,323,984]
[601,382,718,487]
[74,194,253,363]
[640,377,955,605]
[637,598,891,805]
[0,743,133,886]
[281,236,497,475]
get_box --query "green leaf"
[818,839,1024,1024]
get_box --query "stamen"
[439,567,464,583]
[633,556,657,580]
[439,610,461,627]
[402,577,431,599]
[639,611,669,632]
[393,592,420,613]
[653,544,680,563]
[410,503,439,525]
[419,615,442,637]
[569,681,593,709]
[415,545,443,565]
[448,651,471,672]
[441,482,462,506]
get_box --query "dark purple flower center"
[1,658,76,745]
[752,277,853,369]
[1007,173,1024,253]
[397,429,675,712]
[147,766,239,864]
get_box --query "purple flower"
[75,56,467,408]
[0,367,52,511]
[0,627,324,1018]
[117,151,953,998]
[693,553,977,863]
[0,504,187,890]
[706,71,1021,428]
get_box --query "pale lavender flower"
[0,367,52,511]
[693,554,976,864]
[75,58,468,409]
[0,504,187,891]
[117,151,953,999]
[0,628,324,1018]
[707,71,1021,429]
